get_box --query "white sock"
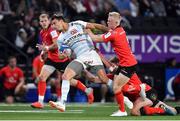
[60,80,70,103]
[107,79,113,88]
[38,96,44,104]
[124,96,133,109]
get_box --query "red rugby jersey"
[102,27,137,67]
[0,66,24,89]
[40,26,68,62]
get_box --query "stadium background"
[0,0,179,103]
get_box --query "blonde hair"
[108,12,121,25]
[39,13,49,20]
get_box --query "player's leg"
[4,88,15,104]
[83,69,103,83]
[89,50,113,88]
[49,60,84,112]
[100,84,108,103]
[154,101,177,115]
[70,78,94,104]
[55,71,62,101]
[131,97,153,116]
[31,64,55,108]
[132,88,176,116]
[96,67,113,88]
[110,73,129,116]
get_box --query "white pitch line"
[0,110,84,114]
[0,103,116,107]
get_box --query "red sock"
[115,91,125,112]
[38,81,46,96]
[56,86,61,97]
[143,106,165,115]
[145,84,152,91]
[76,80,86,92]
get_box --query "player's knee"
[6,96,14,104]
[113,86,122,93]
[62,73,70,80]
[70,79,77,86]
[38,74,46,82]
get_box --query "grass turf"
[0,102,180,120]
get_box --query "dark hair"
[8,56,16,62]
[52,13,64,21]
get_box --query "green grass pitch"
[0,102,180,120]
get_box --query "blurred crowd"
[0,0,180,59]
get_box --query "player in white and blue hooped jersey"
[49,14,113,112]
[57,20,95,57]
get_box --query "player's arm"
[95,48,117,72]
[85,29,104,42]
[76,20,109,32]
[36,30,59,52]
[86,23,109,32]
[95,48,112,68]
[58,52,68,60]
[45,41,58,51]
[14,70,25,94]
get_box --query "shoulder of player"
[112,27,125,35]
[0,66,8,71]
[70,20,84,26]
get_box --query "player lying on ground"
[95,54,180,116]
[87,47,180,116]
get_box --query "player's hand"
[58,52,68,60]
[36,44,44,51]
[36,44,49,52]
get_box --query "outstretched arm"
[86,23,109,32]
[85,29,104,42]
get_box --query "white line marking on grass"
[0,110,84,113]
[0,103,116,107]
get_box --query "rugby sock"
[107,79,113,88]
[56,86,61,101]
[145,84,152,91]
[61,80,70,102]
[115,91,125,112]
[76,80,86,92]
[38,81,46,104]
[143,106,165,115]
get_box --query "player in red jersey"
[87,12,138,116]
[86,50,179,116]
[122,75,179,116]
[31,13,93,109]
[99,55,179,116]
[32,55,61,101]
[0,56,26,104]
